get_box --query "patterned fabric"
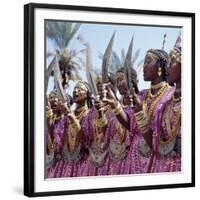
[136,86,180,173]
[46,85,181,178]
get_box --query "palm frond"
[132,48,140,66]
[64,23,81,47]
[46,22,81,51]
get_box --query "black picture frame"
[24,3,195,197]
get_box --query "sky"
[46,21,181,96]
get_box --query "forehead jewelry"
[75,82,89,92]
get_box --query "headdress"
[146,49,168,64]
[48,89,61,100]
[75,81,92,95]
[169,31,182,63]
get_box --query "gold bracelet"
[135,114,146,122]
[135,110,144,118]
[135,110,147,122]
[112,102,123,115]
[135,110,150,134]
[115,105,123,116]
[112,102,121,112]
[137,120,148,127]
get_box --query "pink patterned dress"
[108,107,142,175]
[80,107,110,177]
[47,113,88,178]
[154,98,181,172]
[46,118,66,178]
[134,85,177,174]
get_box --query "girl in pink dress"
[155,47,182,172]
[47,81,92,178]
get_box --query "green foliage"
[46,21,81,51]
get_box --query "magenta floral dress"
[134,86,176,173]
[154,98,181,173]
[47,113,88,178]
[46,118,66,178]
[108,107,143,175]
[80,107,110,177]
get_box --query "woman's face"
[166,57,181,85]
[143,53,159,81]
[115,72,128,95]
[73,83,87,103]
[49,96,61,112]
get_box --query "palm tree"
[46,21,81,51]
[45,21,86,93]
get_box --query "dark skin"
[66,83,89,142]
[115,72,135,106]
[101,84,131,130]
[46,96,62,138]
[131,53,167,148]
[100,53,167,149]
[46,96,65,157]
[166,58,181,98]
[95,71,134,131]
[116,72,128,96]
[73,83,88,113]
[47,83,89,156]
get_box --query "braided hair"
[147,49,169,81]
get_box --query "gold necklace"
[76,104,87,112]
[148,83,167,99]
[143,84,168,120]
[52,114,64,124]
[75,105,88,120]
[151,81,166,90]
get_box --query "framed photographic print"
[24,3,195,197]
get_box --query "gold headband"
[48,90,62,103]
[75,81,89,92]
[49,90,59,99]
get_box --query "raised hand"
[101,83,118,109]
[46,96,54,126]
[93,95,104,111]
[64,103,77,123]
[131,87,143,112]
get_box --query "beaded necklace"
[143,83,168,120]
[67,104,88,152]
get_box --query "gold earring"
[157,67,162,76]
